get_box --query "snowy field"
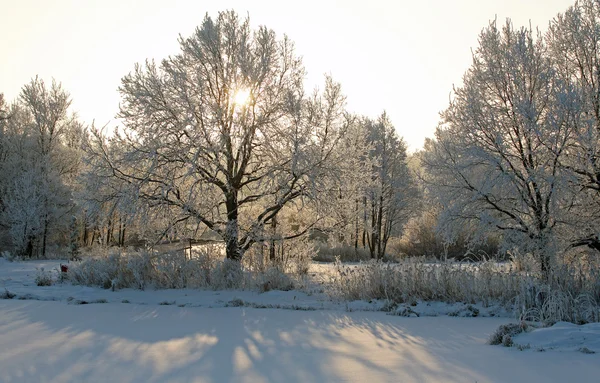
[1,259,599,383]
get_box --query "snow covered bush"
[0,289,16,299]
[517,289,599,325]
[69,248,207,290]
[35,268,54,286]
[488,322,529,346]
[67,250,123,289]
[279,238,314,275]
[210,259,244,290]
[255,267,295,292]
[1,251,18,262]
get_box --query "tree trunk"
[269,214,277,262]
[369,194,377,259]
[107,216,113,246]
[362,196,367,249]
[120,219,126,247]
[25,236,34,258]
[354,199,359,254]
[41,214,49,259]
[540,253,551,281]
[83,218,89,247]
[224,192,242,261]
[225,229,242,260]
[376,194,384,259]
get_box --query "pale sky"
[1,0,575,151]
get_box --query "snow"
[513,321,600,353]
[0,259,332,310]
[1,258,599,382]
[2,301,599,383]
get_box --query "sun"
[233,88,251,105]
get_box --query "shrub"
[1,289,16,299]
[1,251,19,262]
[488,322,529,346]
[256,267,295,292]
[397,209,501,260]
[35,268,54,286]
[210,259,244,289]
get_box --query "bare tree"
[90,11,348,261]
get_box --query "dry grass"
[313,244,372,263]
[68,247,303,292]
[328,257,600,324]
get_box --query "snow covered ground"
[0,258,334,310]
[513,321,600,353]
[1,258,599,382]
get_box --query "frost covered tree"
[423,20,573,277]
[3,169,45,256]
[20,78,82,257]
[0,79,82,257]
[316,113,418,259]
[0,94,9,210]
[547,0,600,252]
[90,11,349,261]
[363,113,418,259]
[80,133,136,247]
[0,93,8,135]
[311,115,370,249]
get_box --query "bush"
[397,209,501,260]
[1,289,16,299]
[256,267,295,292]
[1,251,19,262]
[35,268,54,286]
[488,322,529,346]
[211,259,244,289]
[516,287,600,325]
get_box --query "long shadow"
[0,301,598,382]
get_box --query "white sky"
[1,0,575,151]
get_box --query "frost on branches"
[423,20,573,277]
[0,79,82,258]
[87,11,349,261]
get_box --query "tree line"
[3,2,600,277]
[0,11,418,262]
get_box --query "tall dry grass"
[67,247,302,292]
[329,257,600,323]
